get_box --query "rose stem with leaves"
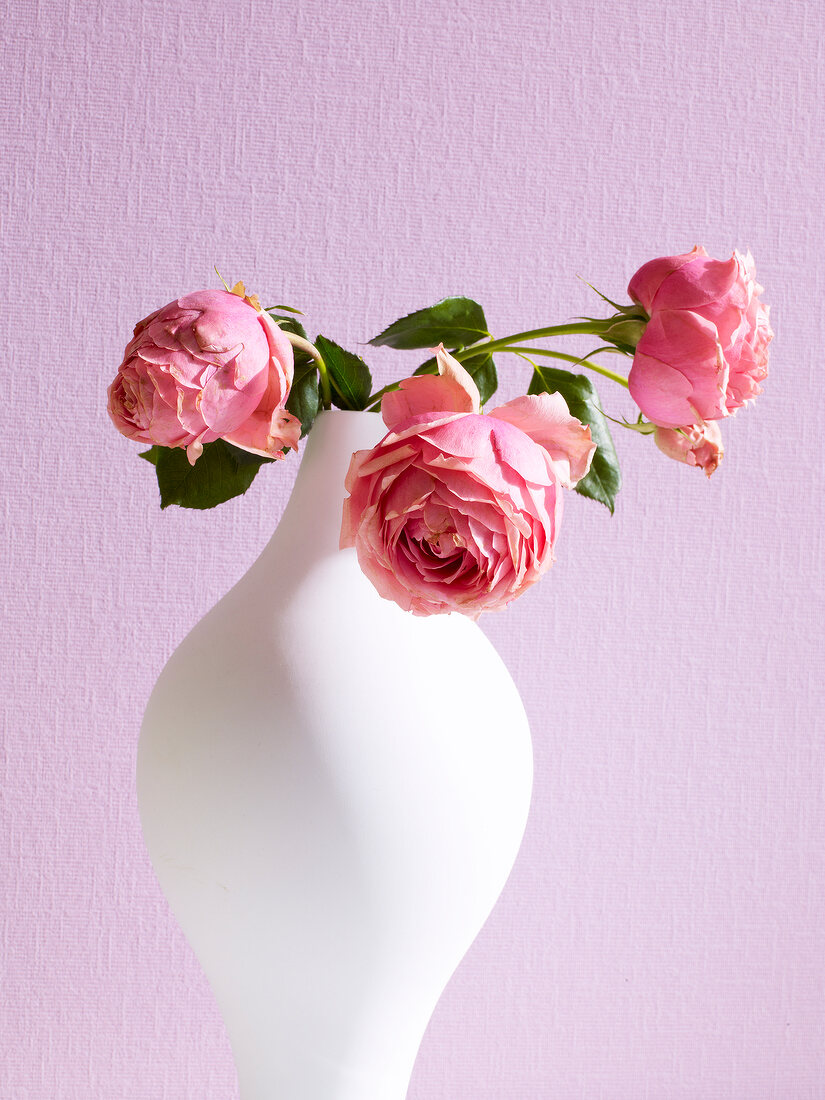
[283,332,333,408]
[366,328,631,409]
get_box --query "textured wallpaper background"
[2,0,824,1096]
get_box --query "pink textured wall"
[3,0,823,1096]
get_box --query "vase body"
[137,410,533,1100]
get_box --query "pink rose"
[341,347,596,617]
[627,246,772,429]
[108,288,300,464]
[653,421,723,477]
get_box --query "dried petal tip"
[230,280,262,312]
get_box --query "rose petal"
[381,343,480,430]
[650,253,743,312]
[654,420,724,477]
[629,310,729,427]
[109,288,297,460]
[489,392,595,488]
[341,404,562,617]
[628,245,708,313]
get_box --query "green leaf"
[268,314,320,430]
[315,334,372,410]
[267,313,307,341]
[414,351,499,405]
[528,365,621,513]
[413,356,437,375]
[266,312,314,370]
[466,354,498,405]
[267,303,304,315]
[286,362,321,438]
[141,440,272,510]
[369,297,490,350]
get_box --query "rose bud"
[653,420,724,477]
[627,246,772,429]
[341,346,595,618]
[108,287,300,464]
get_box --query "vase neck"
[261,410,387,564]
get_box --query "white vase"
[137,409,533,1100]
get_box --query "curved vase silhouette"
[138,410,533,1100]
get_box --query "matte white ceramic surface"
[137,410,533,1100]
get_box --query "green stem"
[363,325,631,410]
[515,352,640,434]
[318,361,333,409]
[284,332,332,408]
[451,322,609,362]
[508,346,630,388]
[366,381,400,410]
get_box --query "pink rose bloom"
[653,420,724,477]
[341,347,596,617]
[627,246,772,428]
[108,288,300,464]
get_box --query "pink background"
[3,0,824,1096]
